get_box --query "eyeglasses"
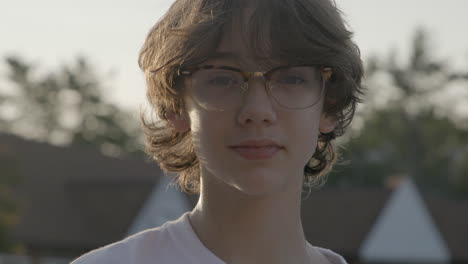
[179,65,332,111]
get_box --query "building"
[1,133,467,263]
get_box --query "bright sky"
[1,0,467,112]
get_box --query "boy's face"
[168,25,336,197]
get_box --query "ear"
[165,110,190,132]
[319,113,337,134]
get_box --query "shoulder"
[314,247,348,264]
[71,223,172,264]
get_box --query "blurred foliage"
[329,29,468,197]
[0,56,144,157]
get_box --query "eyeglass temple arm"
[321,67,332,82]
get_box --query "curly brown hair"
[138,0,364,194]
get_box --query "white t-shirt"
[72,212,347,264]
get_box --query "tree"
[329,28,468,197]
[0,56,144,157]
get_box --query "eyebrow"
[204,52,284,70]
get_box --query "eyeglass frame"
[177,64,333,109]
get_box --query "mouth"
[228,139,284,149]
[228,139,284,160]
[229,146,282,160]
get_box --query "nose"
[236,77,278,126]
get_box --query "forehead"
[209,29,282,70]
[203,54,282,72]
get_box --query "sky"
[1,0,467,112]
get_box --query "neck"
[188,174,321,264]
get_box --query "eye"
[269,67,313,86]
[278,75,305,85]
[208,76,239,86]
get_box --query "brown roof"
[302,185,468,262]
[2,133,467,261]
[301,187,391,258]
[422,193,468,260]
[0,133,163,252]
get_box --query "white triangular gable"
[127,175,192,235]
[359,178,450,263]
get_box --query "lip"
[228,139,284,160]
[228,139,284,148]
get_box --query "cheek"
[286,111,322,164]
[183,95,229,167]
[188,110,227,161]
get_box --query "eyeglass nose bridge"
[240,71,267,81]
[239,71,271,95]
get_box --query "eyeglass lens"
[189,66,323,111]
